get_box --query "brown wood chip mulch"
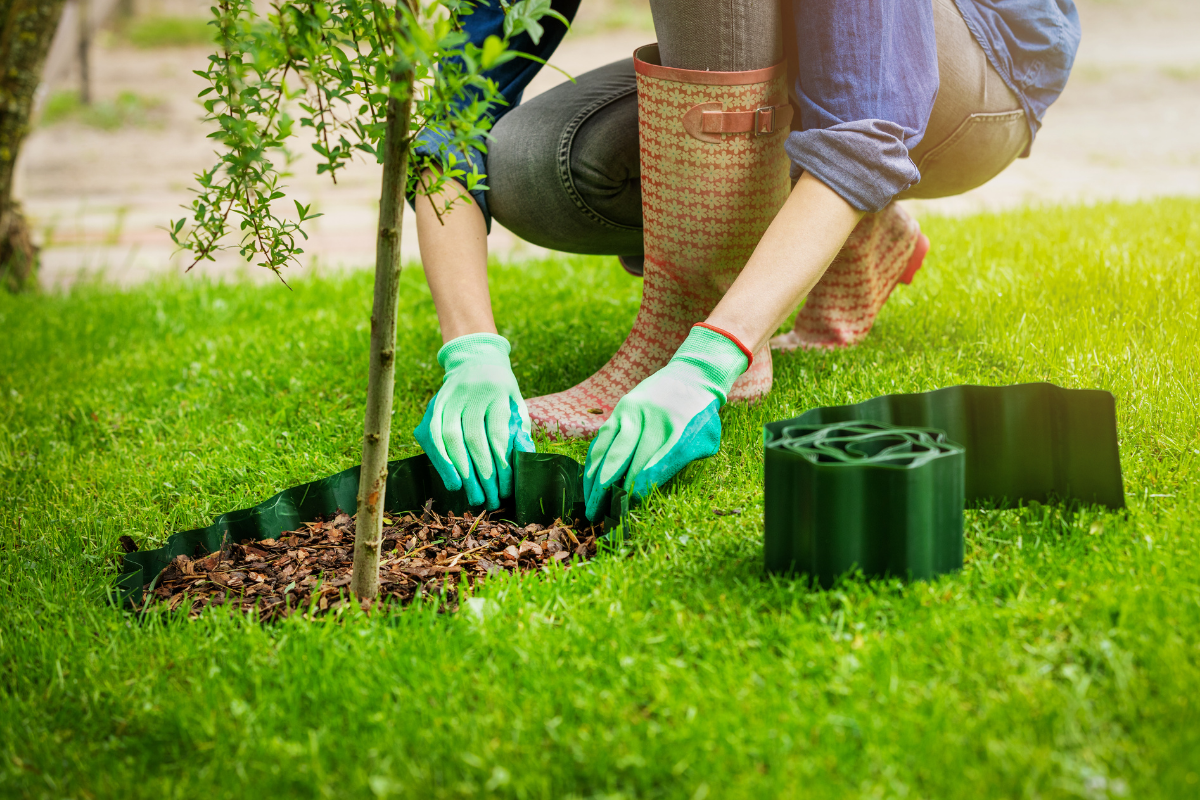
[137,500,601,621]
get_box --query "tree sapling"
[172,0,566,598]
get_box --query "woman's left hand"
[583,174,866,518]
[583,325,749,519]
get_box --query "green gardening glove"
[414,333,535,510]
[583,325,750,520]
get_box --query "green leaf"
[480,35,505,69]
[504,0,564,45]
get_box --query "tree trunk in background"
[349,53,416,601]
[77,0,89,104]
[0,0,66,292]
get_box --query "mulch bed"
[136,500,602,621]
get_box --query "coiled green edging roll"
[764,383,1124,586]
[115,451,629,607]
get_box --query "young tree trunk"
[0,0,66,293]
[349,56,416,600]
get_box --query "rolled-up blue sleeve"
[785,0,939,212]
[411,0,578,230]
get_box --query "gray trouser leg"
[487,59,643,256]
[649,0,782,71]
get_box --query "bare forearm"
[707,172,864,354]
[415,172,496,344]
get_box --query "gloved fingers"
[624,413,671,488]
[600,420,642,489]
[467,413,500,511]
[584,414,640,520]
[630,399,724,501]
[507,397,536,500]
[442,408,485,507]
[414,395,462,492]
[463,402,501,510]
[479,474,501,511]
[583,419,618,502]
[583,426,613,521]
[487,399,517,502]
[627,438,680,500]
[511,396,536,453]
[462,462,485,508]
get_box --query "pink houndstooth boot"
[526,45,794,439]
[771,202,929,352]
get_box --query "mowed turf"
[1,199,1197,799]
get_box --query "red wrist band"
[693,322,754,367]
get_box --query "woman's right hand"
[413,333,535,510]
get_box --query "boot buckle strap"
[683,102,794,143]
[754,106,776,136]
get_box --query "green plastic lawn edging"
[763,383,1125,586]
[117,383,1124,604]
[115,451,629,607]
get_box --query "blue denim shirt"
[955,0,1081,138]
[784,0,1080,211]
[783,0,940,212]
[416,0,1079,222]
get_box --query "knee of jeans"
[568,93,642,229]
[486,105,642,255]
[486,107,561,230]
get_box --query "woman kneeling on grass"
[411,0,1080,518]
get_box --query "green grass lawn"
[38,90,166,132]
[1,199,1198,799]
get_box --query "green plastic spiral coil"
[764,383,1124,586]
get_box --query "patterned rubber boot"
[527,45,794,439]
[770,202,930,352]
